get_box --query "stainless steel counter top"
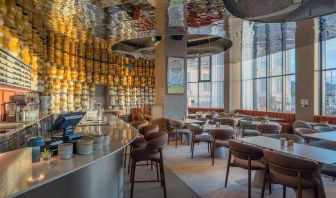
[0,113,138,198]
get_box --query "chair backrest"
[146,132,169,151]
[219,112,227,117]
[168,119,185,130]
[139,124,159,138]
[228,139,264,160]
[314,126,335,132]
[218,118,238,127]
[255,116,266,121]
[242,115,255,121]
[188,123,203,135]
[196,117,209,125]
[263,149,319,177]
[130,121,148,130]
[294,127,318,137]
[209,128,237,140]
[256,123,282,134]
[267,133,304,144]
[292,120,311,129]
[239,120,253,128]
[227,113,237,118]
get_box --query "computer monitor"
[49,112,86,133]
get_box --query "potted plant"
[40,148,52,163]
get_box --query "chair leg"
[242,128,244,138]
[175,134,178,148]
[159,150,167,198]
[128,146,133,174]
[248,158,251,198]
[180,133,183,143]
[130,160,136,198]
[191,140,195,158]
[187,133,190,145]
[283,185,286,198]
[211,140,215,166]
[224,151,231,188]
[261,167,268,198]
[207,142,210,153]
[156,162,160,181]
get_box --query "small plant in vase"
[40,148,52,163]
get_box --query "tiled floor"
[124,139,336,198]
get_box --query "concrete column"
[154,0,187,120]
[295,19,318,121]
[224,18,243,112]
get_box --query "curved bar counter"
[0,113,138,198]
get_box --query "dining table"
[307,121,336,129]
[202,124,232,131]
[181,118,206,124]
[302,131,336,142]
[238,136,336,198]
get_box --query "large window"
[241,22,296,112]
[317,15,336,115]
[187,53,224,108]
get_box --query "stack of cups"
[58,143,73,159]
[93,135,104,150]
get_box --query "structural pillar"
[154,0,188,120]
[224,18,243,112]
[295,19,318,121]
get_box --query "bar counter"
[0,113,138,198]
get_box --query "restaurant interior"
[2,0,336,198]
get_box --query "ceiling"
[38,0,336,58]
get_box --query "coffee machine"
[4,102,18,122]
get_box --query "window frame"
[241,22,296,113]
[187,54,224,108]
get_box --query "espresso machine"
[4,102,18,122]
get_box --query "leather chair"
[240,119,261,138]
[256,123,282,135]
[267,133,304,144]
[124,121,149,168]
[130,120,149,130]
[292,120,311,129]
[127,124,159,174]
[130,132,169,198]
[217,117,238,127]
[188,123,212,158]
[209,128,237,166]
[168,119,190,147]
[226,139,268,198]
[262,149,323,198]
[294,128,319,143]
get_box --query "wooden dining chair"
[262,149,322,198]
[240,120,261,138]
[294,128,319,143]
[168,119,190,147]
[209,128,237,166]
[217,117,238,128]
[256,123,282,135]
[226,139,268,198]
[188,123,212,158]
[292,120,311,129]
